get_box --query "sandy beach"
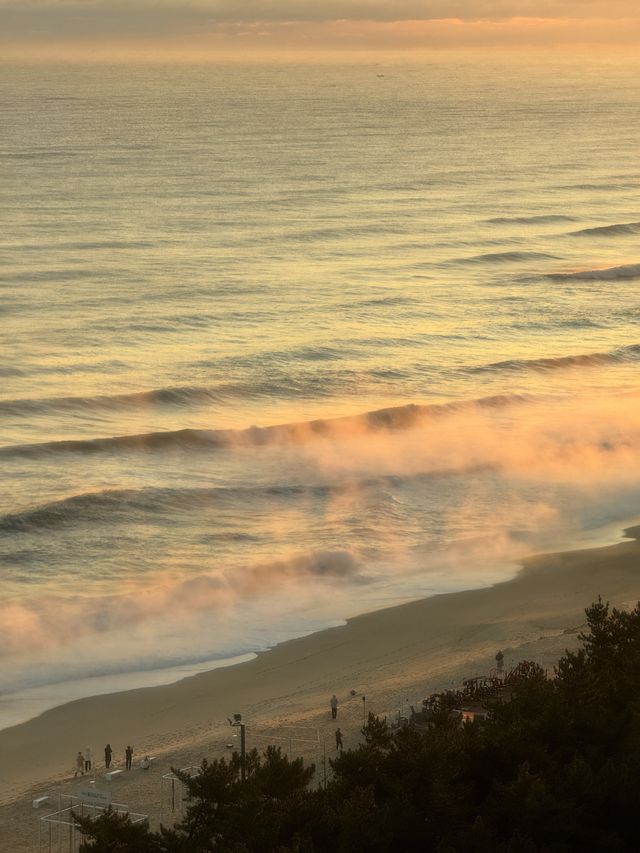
[2,532,639,850]
[4,39,640,853]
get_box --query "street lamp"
[227,713,246,782]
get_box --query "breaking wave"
[0,548,364,659]
[0,395,530,460]
[0,484,341,532]
[0,468,489,534]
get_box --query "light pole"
[323,738,327,789]
[228,713,246,782]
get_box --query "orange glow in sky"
[1,1,640,61]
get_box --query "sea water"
[2,56,640,728]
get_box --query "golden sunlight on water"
[1,56,640,725]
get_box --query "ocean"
[2,56,640,729]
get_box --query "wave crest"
[451,250,559,265]
[0,395,530,460]
[485,214,576,225]
[549,263,640,281]
[569,221,640,238]
[473,344,640,374]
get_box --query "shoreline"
[2,515,635,735]
[0,652,259,733]
[2,532,640,848]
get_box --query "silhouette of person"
[330,694,338,720]
[84,747,92,772]
[125,745,133,770]
[335,728,343,752]
[75,751,84,777]
[104,743,112,769]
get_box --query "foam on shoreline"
[2,529,640,835]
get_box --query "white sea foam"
[2,58,640,726]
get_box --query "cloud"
[1,0,639,43]
[2,0,638,21]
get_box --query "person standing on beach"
[335,728,343,752]
[330,694,338,719]
[84,747,92,772]
[104,743,112,769]
[125,745,133,770]
[75,751,84,777]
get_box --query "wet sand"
[2,532,639,850]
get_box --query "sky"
[1,0,640,59]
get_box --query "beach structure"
[160,766,201,822]
[411,661,541,728]
[252,723,326,781]
[228,713,246,781]
[248,723,321,760]
[37,794,147,853]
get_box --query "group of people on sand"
[69,693,348,783]
[72,695,349,780]
[74,743,135,776]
